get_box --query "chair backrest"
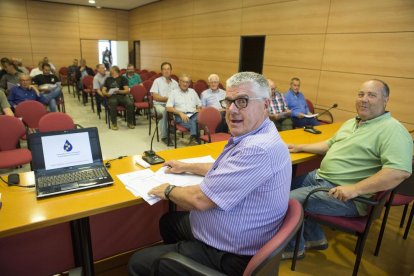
[305,99,314,113]
[15,100,47,129]
[197,107,222,135]
[142,80,153,93]
[171,74,179,82]
[0,115,27,151]
[59,67,68,75]
[38,112,75,132]
[243,199,303,276]
[82,75,94,89]
[193,80,208,96]
[395,160,414,197]
[130,85,148,103]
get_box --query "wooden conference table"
[0,122,341,275]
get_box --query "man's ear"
[264,98,270,110]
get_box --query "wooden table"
[0,122,341,275]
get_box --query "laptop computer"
[28,127,114,198]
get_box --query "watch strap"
[164,185,176,200]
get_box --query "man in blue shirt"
[8,74,48,110]
[128,72,292,275]
[284,77,319,128]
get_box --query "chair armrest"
[156,252,226,276]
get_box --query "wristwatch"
[164,185,176,200]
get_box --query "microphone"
[317,103,338,118]
[142,120,165,165]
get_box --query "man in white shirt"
[30,61,44,78]
[166,74,201,145]
[150,62,179,145]
[93,64,109,117]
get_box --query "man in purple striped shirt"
[128,72,292,276]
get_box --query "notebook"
[28,127,113,198]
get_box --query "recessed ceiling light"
[89,0,95,3]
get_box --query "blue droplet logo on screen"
[63,140,73,152]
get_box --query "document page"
[304,113,319,118]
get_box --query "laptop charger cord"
[0,175,35,188]
[104,155,127,169]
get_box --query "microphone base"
[144,150,156,157]
[143,153,165,165]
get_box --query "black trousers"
[128,212,252,276]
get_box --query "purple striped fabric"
[189,118,292,255]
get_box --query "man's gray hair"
[226,72,270,99]
[208,74,219,82]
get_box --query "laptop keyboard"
[37,167,108,188]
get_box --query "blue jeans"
[175,114,198,136]
[292,117,320,128]
[286,170,360,252]
[43,86,62,112]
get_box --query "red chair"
[120,68,127,75]
[15,100,47,132]
[306,99,333,124]
[82,75,95,112]
[218,83,225,90]
[130,85,152,135]
[142,79,153,93]
[293,188,392,276]
[58,67,68,86]
[155,199,304,276]
[198,107,231,143]
[171,74,179,82]
[374,160,414,255]
[167,111,191,148]
[0,115,32,169]
[38,112,76,132]
[193,80,208,97]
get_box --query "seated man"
[267,79,292,131]
[123,64,142,88]
[166,74,201,145]
[102,66,134,130]
[93,64,109,116]
[0,90,13,116]
[284,77,319,128]
[0,59,20,94]
[8,74,50,110]
[30,61,44,78]
[200,73,228,133]
[282,79,413,259]
[42,56,56,74]
[32,63,62,112]
[150,62,179,145]
[76,58,95,102]
[67,58,79,82]
[128,72,291,276]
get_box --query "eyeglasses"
[220,97,263,109]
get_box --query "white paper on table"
[303,113,319,118]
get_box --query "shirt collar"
[229,118,270,145]
[355,111,390,126]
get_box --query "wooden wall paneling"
[264,34,326,70]
[31,38,80,55]
[161,0,194,20]
[0,17,30,36]
[80,39,99,69]
[322,33,414,78]
[192,37,240,62]
[140,56,164,71]
[0,35,32,53]
[141,40,163,57]
[29,19,80,39]
[138,22,163,40]
[329,109,356,124]
[162,39,193,59]
[0,0,27,18]
[162,58,193,78]
[129,24,141,40]
[328,0,414,33]
[79,22,117,40]
[192,59,238,84]
[162,16,193,39]
[129,3,163,26]
[194,0,242,15]
[0,52,34,68]
[263,65,321,102]
[117,11,129,41]
[241,0,330,35]
[26,1,79,22]
[242,0,295,8]
[193,9,242,37]
[78,6,116,25]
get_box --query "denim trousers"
[286,170,360,252]
[175,114,198,136]
[43,86,62,112]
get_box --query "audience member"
[150,62,179,145]
[282,79,413,259]
[76,59,95,102]
[102,66,134,130]
[32,63,62,112]
[128,71,291,276]
[30,61,44,78]
[268,79,292,131]
[0,60,20,94]
[166,74,201,145]
[285,77,319,128]
[8,74,48,109]
[67,59,79,81]
[123,64,142,87]
[0,57,10,80]
[201,73,228,133]
[93,64,109,116]
[43,56,56,73]
[11,57,29,74]
[0,90,13,116]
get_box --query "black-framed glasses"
[220,97,263,109]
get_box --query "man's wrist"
[164,185,176,200]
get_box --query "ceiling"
[35,0,159,10]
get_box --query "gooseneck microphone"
[142,120,165,165]
[317,103,338,118]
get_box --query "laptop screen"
[29,127,104,172]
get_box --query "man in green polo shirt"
[282,79,413,259]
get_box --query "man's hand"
[298,113,305,118]
[164,160,189,174]
[328,185,359,202]
[287,144,301,153]
[148,183,169,199]
[179,112,189,122]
